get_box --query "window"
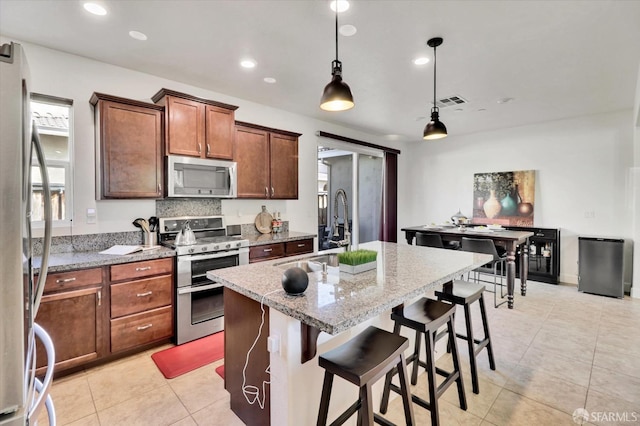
[30,94,73,224]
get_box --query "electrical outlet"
[584,210,595,219]
[86,208,97,224]
[267,335,280,354]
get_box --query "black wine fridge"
[506,226,560,284]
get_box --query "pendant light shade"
[320,6,354,111]
[423,37,447,140]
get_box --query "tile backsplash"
[155,198,221,217]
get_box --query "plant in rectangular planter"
[338,249,378,274]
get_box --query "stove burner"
[158,215,249,255]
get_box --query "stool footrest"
[329,400,360,426]
[454,333,490,357]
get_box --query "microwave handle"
[229,166,236,197]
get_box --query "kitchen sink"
[275,254,340,273]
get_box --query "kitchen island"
[207,241,492,425]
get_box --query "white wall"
[6,39,401,237]
[398,110,637,287]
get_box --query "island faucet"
[330,188,351,251]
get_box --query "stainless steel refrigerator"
[0,42,55,425]
[578,236,627,298]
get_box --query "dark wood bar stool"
[435,280,496,394]
[317,326,415,426]
[379,298,466,426]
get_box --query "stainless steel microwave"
[167,155,237,198]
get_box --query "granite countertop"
[207,241,493,335]
[33,247,176,274]
[244,231,316,246]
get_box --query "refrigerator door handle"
[28,323,56,423]
[31,122,52,316]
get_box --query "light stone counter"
[208,240,492,335]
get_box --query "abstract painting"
[472,170,535,226]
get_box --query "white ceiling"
[2,0,640,142]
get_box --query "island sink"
[274,254,339,272]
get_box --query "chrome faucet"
[331,188,351,251]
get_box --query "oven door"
[175,250,246,345]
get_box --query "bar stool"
[435,280,496,394]
[380,298,466,426]
[317,326,415,426]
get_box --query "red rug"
[215,364,225,379]
[151,331,224,379]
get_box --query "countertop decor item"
[254,205,273,234]
[423,37,447,140]
[282,267,309,295]
[338,249,378,274]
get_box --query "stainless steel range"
[159,215,249,345]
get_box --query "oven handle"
[178,282,224,294]
[181,248,247,262]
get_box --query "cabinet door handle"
[265,187,268,197]
[271,187,275,197]
[207,143,211,154]
[297,243,305,247]
[135,266,152,271]
[198,143,202,153]
[56,277,76,284]
[137,291,153,297]
[137,324,153,331]
[263,248,273,252]
[158,183,161,194]
[97,290,102,307]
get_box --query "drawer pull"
[56,277,76,284]
[137,291,153,297]
[263,248,273,252]
[135,266,152,272]
[137,324,153,331]
[297,243,305,247]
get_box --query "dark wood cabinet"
[249,238,314,263]
[35,268,106,374]
[152,89,238,160]
[235,121,300,199]
[505,226,560,284]
[91,93,164,199]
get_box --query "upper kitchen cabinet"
[235,121,301,199]
[152,89,238,160]
[91,93,164,199]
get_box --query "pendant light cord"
[432,44,437,110]
[334,7,339,62]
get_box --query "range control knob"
[225,243,231,249]
[213,245,219,251]
[201,246,208,252]
[236,242,242,248]
[188,248,195,254]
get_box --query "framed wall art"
[472,170,535,226]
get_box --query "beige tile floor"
[39,281,640,426]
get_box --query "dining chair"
[416,233,445,248]
[460,237,507,308]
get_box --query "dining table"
[401,225,534,309]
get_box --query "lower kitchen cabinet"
[35,267,106,374]
[248,238,313,263]
[35,257,174,375]
[36,286,105,373]
[109,258,174,354]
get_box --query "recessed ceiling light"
[330,1,350,13]
[454,108,464,112]
[339,24,357,37]
[240,59,257,69]
[263,77,277,84]
[497,97,514,104]
[83,2,107,16]
[413,57,430,65]
[415,116,426,121]
[129,31,147,41]
[477,108,487,112]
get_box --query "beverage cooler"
[507,226,560,284]
[578,236,632,298]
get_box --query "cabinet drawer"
[111,275,173,318]
[249,243,285,263]
[43,268,103,293]
[530,229,557,240]
[110,306,172,353]
[110,258,173,282]
[285,239,314,256]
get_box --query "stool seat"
[435,280,496,395]
[319,326,410,387]
[317,326,415,426]
[434,280,484,305]
[381,298,466,426]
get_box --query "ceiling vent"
[435,95,468,108]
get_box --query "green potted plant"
[337,249,378,274]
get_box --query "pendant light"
[320,4,354,111]
[423,37,447,140]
